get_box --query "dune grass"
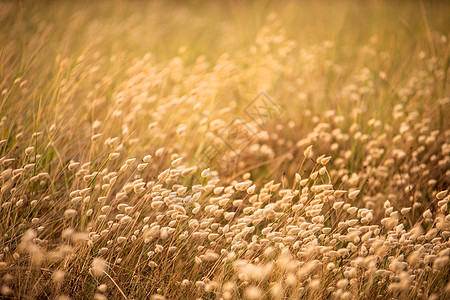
[0,0,449,299]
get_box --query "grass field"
[0,0,449,299]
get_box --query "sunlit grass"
[0,0,449,299]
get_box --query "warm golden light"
[0,0,449,299]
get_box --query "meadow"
[0,0,449,299]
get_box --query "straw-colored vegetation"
[0,1,449,299]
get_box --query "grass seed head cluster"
[0,1,449,299]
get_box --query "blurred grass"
[2,1,449,68]
[2,0,447,116]
[0,1,449,298]
[0,0,448,186]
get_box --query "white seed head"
[137,163,148,171]
[90,258,107,277]
[64,209,77,218]
[25,146,34,155]
[348,190,360,200]
[303,145,313,158]
[244,286,263,300]
[201,168,210,178]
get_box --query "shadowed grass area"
[0,0,449,299]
